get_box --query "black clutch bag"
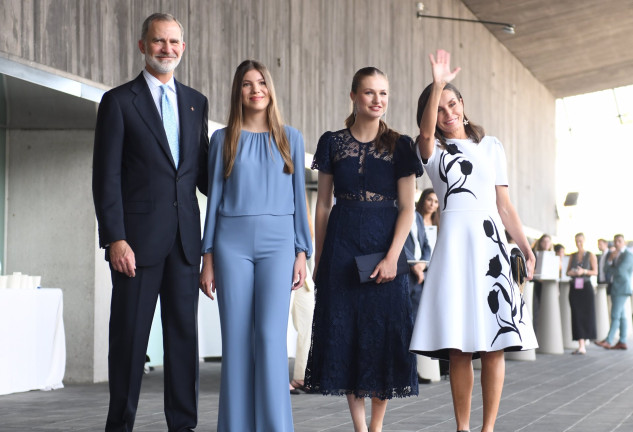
[510,247,528,293]
[354,251,409,284]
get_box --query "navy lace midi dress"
[305,128,422,400]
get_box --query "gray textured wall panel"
[0,1,557,229]
[6,128,97,382]
[0,0,557,236]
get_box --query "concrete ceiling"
[459,0,633,98]
[1,75,97,129]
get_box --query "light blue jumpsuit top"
[202,126,313,259]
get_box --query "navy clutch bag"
[354,251,409,284]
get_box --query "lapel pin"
[190,106,195,111]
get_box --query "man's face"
[138,20,185,77]
[614,236,625,250]
[598,239,608,251]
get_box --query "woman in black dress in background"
[305,67,422,432]
[566,232,598,354]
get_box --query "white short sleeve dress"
[409,136,538,359]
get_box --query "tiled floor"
[2,343,632,431]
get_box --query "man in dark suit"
[403,211,433,382]
[596,234,633,350]
[404,211,431,312]
[596,238,609,285]
[92,13,209,431]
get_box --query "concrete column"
[535,280,564,354]
[559,282,576,349]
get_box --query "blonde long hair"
[223,60,293,178]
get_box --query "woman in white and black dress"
[409,49,538,432]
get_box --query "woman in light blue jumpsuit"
[199,60,312,432]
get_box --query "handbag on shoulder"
[510,247,528,293]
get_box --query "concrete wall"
[1,74,105,383]
[6,128,98,382]
[0,76,6,269]
[0,0,557,383]
[0,0,557,231]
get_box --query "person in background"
[531,233,554,332]
[404,200,432,383]
[306,66,422,432]
[199,60,312,431]
[596,234,633,350]
[554,243,566,279]
[597,238,609,285]
[92,13,209,431]
[566,233,598,355]
[289,195,315,395]
[410,49,538,432]
[416,188,440,232]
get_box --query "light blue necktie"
[160,84,179,167]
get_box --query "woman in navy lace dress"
[305,67,422,432]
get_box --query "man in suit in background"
[404,210,432,382]
[404,211,431,315]
[597,238,609,285]
[92,13,209,431]
[596,234,633,350]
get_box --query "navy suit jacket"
[606,249,633,296]
[404,212,431,264]
[92,73,209,267]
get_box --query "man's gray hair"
[140,13,184,42]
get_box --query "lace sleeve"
[394,135,424,179]
[311,131,333,173]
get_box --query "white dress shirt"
[410,219,422,260]
[598,250,608,283]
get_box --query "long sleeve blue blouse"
[201,126,313,258]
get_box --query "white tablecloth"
[0,288,66,395]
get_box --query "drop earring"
[353,104,357,118]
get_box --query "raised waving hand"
[429,49,461,86]
[418,49,462,159]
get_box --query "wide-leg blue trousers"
[214,214,295,432]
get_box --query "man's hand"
[411,262,426,285]
[109,240,136,278]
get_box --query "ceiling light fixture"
[415,2,516,35]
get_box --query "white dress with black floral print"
[410,136,538,359]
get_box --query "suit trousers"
[106,230,200,432]
[606,294,630,344]
[214,214,295,432]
